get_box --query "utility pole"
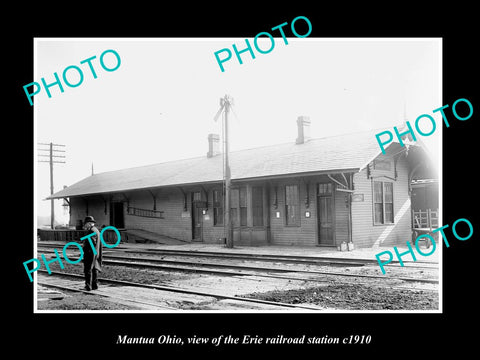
[223,96,233,248]
[38,142,66,229]
[213,95,234,248]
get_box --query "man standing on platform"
[82,216,103,291]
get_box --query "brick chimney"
[296,116,311,144]
[207,133,221,158]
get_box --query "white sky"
[34,38,441,223]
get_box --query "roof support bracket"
[273,185,278,209]
[147,190,157,211]
[200,186,209,210]
[341,172,349,189]
[393,156,399,180]
[408,161,424,195]
[120,193,130,208]
[328,174,347,190]
[301,178,310,208]
[177,187,188,211]
[100,195,108,215]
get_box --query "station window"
[373,181,394,224]
[229,187,247,227]
[318,183,333,195]
[285,184,300,226]
[193,191,202,201]
[213,189,223,226]
[252,186,264,226]
[231,188,239,227]
[239,187,247,226]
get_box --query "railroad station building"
[47,117,437,248]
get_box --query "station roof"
[47,129,432,199]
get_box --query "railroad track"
[104,257,438,284]
[37,270,324,311]
[129,247,438,267]
[37,242,438,268]
[38,248,438,285]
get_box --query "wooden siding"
[69,197,109,227]
[201,186,231,244]
[230,182,269,246]
[124,190,192,242]
[67,156,413,248]
[351,154,412,248]
[268,179,317,246]
[334,190,349,245]
[68,175,350,247]
[69,190,192,242]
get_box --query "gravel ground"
[51,262,193,284]
[242,283,439,310]
[39,258,439,310]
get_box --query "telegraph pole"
[213,95,234,248]
[38,142,66,229]
[223,96,233,248]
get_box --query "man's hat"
[84,216,96,224]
